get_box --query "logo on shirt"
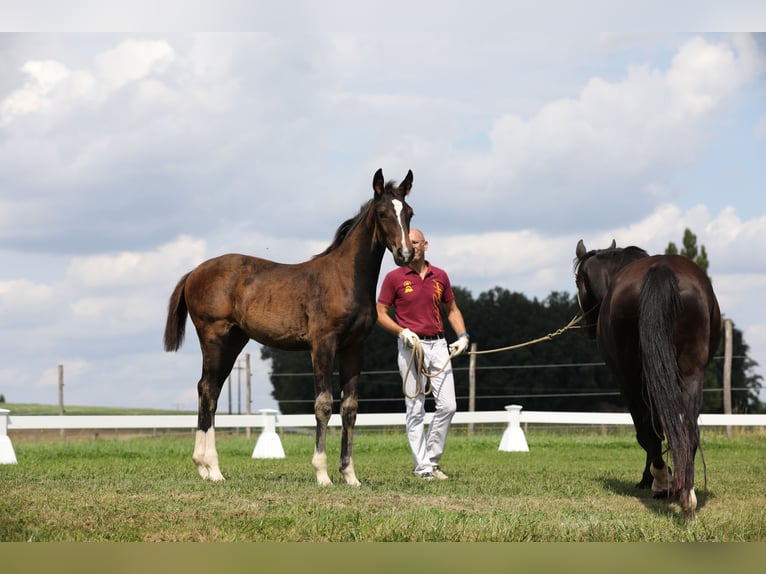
[403,280,414,294]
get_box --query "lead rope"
[401,312,587,398]
[402,339,460,399]
[466,312,585,356]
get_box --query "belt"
[417,333,444,341]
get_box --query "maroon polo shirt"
[378,262,455,337]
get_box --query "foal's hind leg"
[311,339,336,486]
[193,325,249,481]
[337,346,362,486]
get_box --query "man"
[376,228,470,480]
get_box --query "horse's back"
[183,253,285,324]
[182,252,350,349]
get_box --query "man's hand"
[398,328,420,348]
[449,334,470,356]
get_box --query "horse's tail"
[638,264,696,493]
[164,272,191,352]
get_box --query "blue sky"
[1,12,765,411]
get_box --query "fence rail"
[3,407,765,465]
[5,409,766,431]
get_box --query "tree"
[666,228,710,273]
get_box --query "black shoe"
[415,472,434,480]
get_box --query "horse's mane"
[312,180,402,259]
[573,245,649,275]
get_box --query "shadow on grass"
[599,475,715,522]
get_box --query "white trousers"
[398,338,457,475]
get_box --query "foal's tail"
[163,272,191,352]
[638,264,696,494]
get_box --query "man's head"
[409,228,428,263]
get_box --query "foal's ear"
[373,168,384,195]
[399,170,413,195]
[576,239,587,259]
[610,239,616,248]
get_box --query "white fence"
[3,406,766,464]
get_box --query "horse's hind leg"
[338,346,362,486]
[311,340,336,486]
[676,373,705,517]
[634,415,670,496]
[193,324,249,481]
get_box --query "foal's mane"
[312,180,401,259]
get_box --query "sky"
[1,7,766,413]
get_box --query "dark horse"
[574,239,721,516]
[164,169,414,486]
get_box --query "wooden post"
[723,319,733,438]
[58,364,65,440]
[468,343,477,435]
[227,373,232,414]
[245,353,252,440]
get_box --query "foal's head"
[372,168,414,266]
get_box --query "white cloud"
[92,39,175,90]
[483,36,758,193]
[0,279,55,327]
[66,235,206,289]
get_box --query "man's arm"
[376,302,402,336]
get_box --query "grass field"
[2,425,766,542]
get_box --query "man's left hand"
[449,335,470,356]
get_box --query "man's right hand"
[398,328,420,348]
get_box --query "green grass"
[2,428,766,541]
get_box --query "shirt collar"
[405,261,432,276]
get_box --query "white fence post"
[252,408,285,459]
[499,404,529,452]
[0,408,18,464]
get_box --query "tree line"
[262,230,763,415]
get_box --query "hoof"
[650,463,672,495]
[316,473,333,486]
[196,463,225,481]
[680,488,697,517]
[344,476,361,487]
[340,462,361,487]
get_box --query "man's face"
[410,232,427,261]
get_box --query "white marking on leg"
[192,428,225,482]
[681,488,698,516]
[650,462,670,493]
[312,451,332,486]
[193,430,210,479]
[341,460,361,487]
